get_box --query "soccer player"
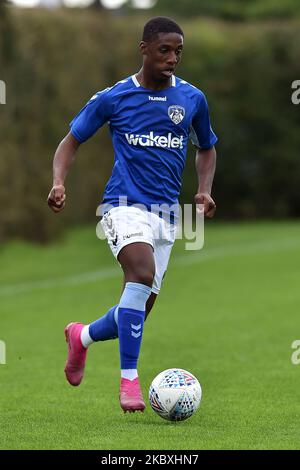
[47,17,217,413]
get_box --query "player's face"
[141,32,184,82]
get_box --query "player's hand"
[194,192,216,218]
[47,184,66,213]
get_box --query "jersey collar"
[131,74,176,88]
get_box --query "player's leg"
[81,281,157,348]
[85,207,155,340]
[80,241,157,345]
[117,242,154,412]
[116,215,176,410]
[64,208,173,401]
[122,277,158,318]
[149,213,177,307]
[64,255,157,388]
[64,207,154,389]
[146,292,158,318]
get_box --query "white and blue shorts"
[100,206,176,294]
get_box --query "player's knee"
[137,270,154,287]
[129,268,154,288]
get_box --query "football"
[149,368,202,421]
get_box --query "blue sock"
[89,305,119,341]
[118,282,151,370]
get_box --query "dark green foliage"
[153,0,300,20]
[181,20,300,218]
[0,9,300,242]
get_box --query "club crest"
[168,105,185,125]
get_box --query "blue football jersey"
[70,75,217,213]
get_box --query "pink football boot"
[64,322,88,386]
[119,377,146,413]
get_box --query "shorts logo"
[168,105,185,124]
[123,231,143,240]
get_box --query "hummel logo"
[123,231,143,240]
[131,323,142,339]
[149,96,167,101]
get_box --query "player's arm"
[47,132,81,213]
[194,145,217,218]
[47,87,112,212]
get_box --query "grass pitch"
[1,221,300,449]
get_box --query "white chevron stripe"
[131,331,141,339]
[131,323,142,331]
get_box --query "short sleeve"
[190,92,218,149]
[70,88,113,143]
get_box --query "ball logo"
[168,105,185,124]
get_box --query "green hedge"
[153,0,300,20]
[0,8,300,242]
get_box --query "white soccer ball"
[149,368,202,421]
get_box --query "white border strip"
[0,237,298,297]
[131,74,140,87]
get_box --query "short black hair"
[142,17,184,42]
